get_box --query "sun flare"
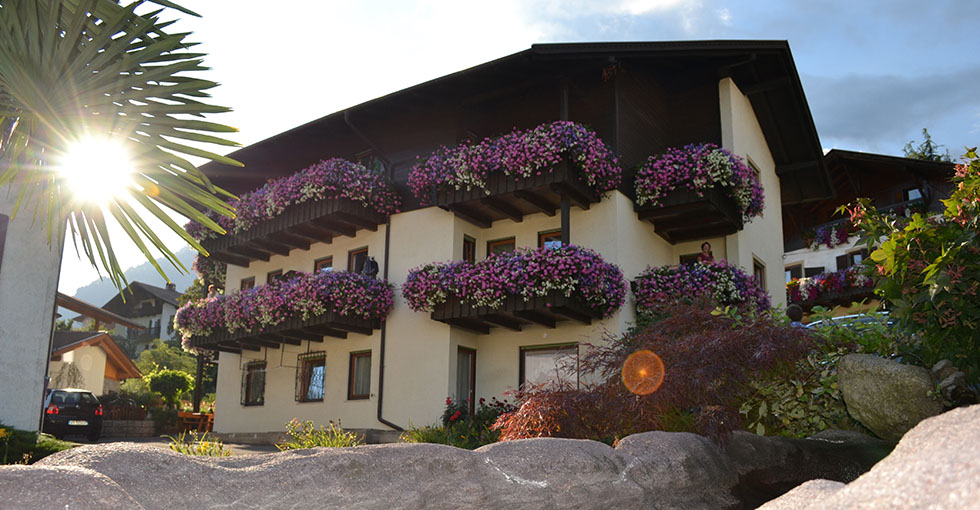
[57,137,135,204]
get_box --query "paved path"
[96,436,279,456]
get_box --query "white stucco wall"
[52,345,107,395]
[719,77,787,307]
[784,236,862,279]
[0,193,62,431]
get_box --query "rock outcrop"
[837,353,943,440]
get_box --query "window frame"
[462,236,476,264]
[904,187,923,202]
[295,352,326,403]
[266,269,283,284]
[240,277,255,291]
[785,264,803,282]
[537,229,563,249]
[457,347,476,415]
[518,343,578,388]
[347,350,372,400]
[314,256,333,273]
[348,247,369,273]
[753,257,766,289]
[241,361,266,406]
[487,237,516,257]
[679,253,700,266]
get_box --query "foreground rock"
[759,403,980,509]
[0,465,141,509]
[838,353,942,441]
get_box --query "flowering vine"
[633,260,770,312]
[407,121,621,202]
[402,245,627,319]
[786,266,874,305]
[175,271,394,350]
[186,158,401,242]
[634,143,764,222]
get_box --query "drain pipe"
[344,110,403,432]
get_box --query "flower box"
[633,261,770,312]
[786,267,875,310]
[187,310,381,354]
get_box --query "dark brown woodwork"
[481,197,523,223]
[269,232,312,250]
[514,310,557,329]
[445,318,491,335]
[250,239,292,257]
[634,187,743,244]
[188,311,381,352]
[311,217,357,238]
[227,245,271,262]
[280,329,324,342]
[446,204,492,228]
[303,325,349,339]
[287,224,334,244]
[514,190,557,216]
[430,291,597,335]
[482,314,523,331]
[209,251,252,268]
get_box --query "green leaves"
[0,0,240,292]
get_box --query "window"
[354,149,382,172]
[837,249,869,270]
[240,277,255,291]
[679,253,700,266]
[538,230,562,249]
[519,344,578,388]
[487,237,515,256]
[462,236,476,264]
[314,256,333,273]
[904,187,923,201]
[266,269,283,284]
[348,351,371,400]
[348,247,368,273]
[457,347,476,415]
[241,361,266,406]
[804,266,825,278]
[785,265,803,283]
[295,352,325,402]
[753,258,766,289]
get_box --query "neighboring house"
[189,41,832,437]
[48,331,141,395]
[0,195,63,432]
[782,150,956,313]
[95,281,183,351]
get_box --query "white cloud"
[718,7,731,26]
[617,0,686,15]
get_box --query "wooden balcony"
[634,187,743,244]
[203,198,387,267]
[430,291,599,334]
[797,287,876,311]
[188,311,381,354]
[433,161,599,228]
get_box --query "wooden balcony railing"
[202,198,387,267]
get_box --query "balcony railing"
[127,324,161,341]
[634,187,742,243]
[203,198,387,267]
[786,267,875,310]
[176,271,393,354]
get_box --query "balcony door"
[456,347,476,415]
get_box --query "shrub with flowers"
[175,270,394,349]
[402,245,627,319]
[634,143,764,222]
[186,158,401,242]
[633,260,770,313]
[192,254,226,290]
[402,396,516,450]
[785,266,874,305]
[407,121,621,202]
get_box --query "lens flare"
[57,137,134,204]
[622,350,665,395]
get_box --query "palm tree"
[0,0,238,290]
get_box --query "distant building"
[76,282,183,351]
[49,331,141,395]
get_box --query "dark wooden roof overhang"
[202,198,387,267]
[189,311,381,354]
[431,291,599,335]
[635,187,743,244]
[56,293,145,330]
[199,41,831,208]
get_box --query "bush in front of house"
[402,245,628,318]
[402,397,516,450]
[1,423,74,465]
[167,430,230,457]
[491,304,809,443]
[275,419,362,450]
[146,369,193,409]
[407,120,621,201]
[633,260,770,315]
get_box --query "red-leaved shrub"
[492,304,812,442]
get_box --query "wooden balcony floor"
[635,187,743,244]
[431,291,599,334]
[190,311,381,354]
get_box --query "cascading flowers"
[402,245,627,319]
[786,266,874,304]
[185,157,401,242]
[174,271,394,350]
[633,260,770,312]
[635,143,765,222]
[407,121,621,202]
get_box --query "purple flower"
[633,261,771,312]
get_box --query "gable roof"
[100,281,181,318]
[200,40,831,206]
[51,331,141,381]
[56,293,145,330]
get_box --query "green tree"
[146,368,192,409]
[903,128,953,162]
[0,0,240,291]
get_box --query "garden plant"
[276,419,362,450]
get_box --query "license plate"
[68,420,88,426]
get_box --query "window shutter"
[836,254,849,271]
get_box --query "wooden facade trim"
[430,291,598,335]
[634,186,743,244]
[202,198,387,267]
[189,311,382,354]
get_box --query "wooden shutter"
[836,254,849,271]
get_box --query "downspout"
[344,110,403,431]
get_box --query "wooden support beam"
[551,306,592,325]
[327,322,374,336]
[550,182,591,210]
[652,212,731,231]
[443,317,490,335]
[661,224,739,243]
[303,325,348,339]
[238,337,280,349]
[515,310,556,329]
[288,224,333,244]
[234,342,262,352]
[209,251,252,268]
[212,344,241,355]
[514,190,557,216]
[741,76,791,96]
[269,232,311,251]
[482,313,523,331]
[280,330,324,342]
[311,217,357,238]
[446,204,492,229]
[227,245,271,262]
[250,239,291,257]
[480,197,523,223]
[334,211,379,232]
[257,333,300,346]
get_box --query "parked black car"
[43,389,103,441]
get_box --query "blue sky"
[58,0,979,294]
